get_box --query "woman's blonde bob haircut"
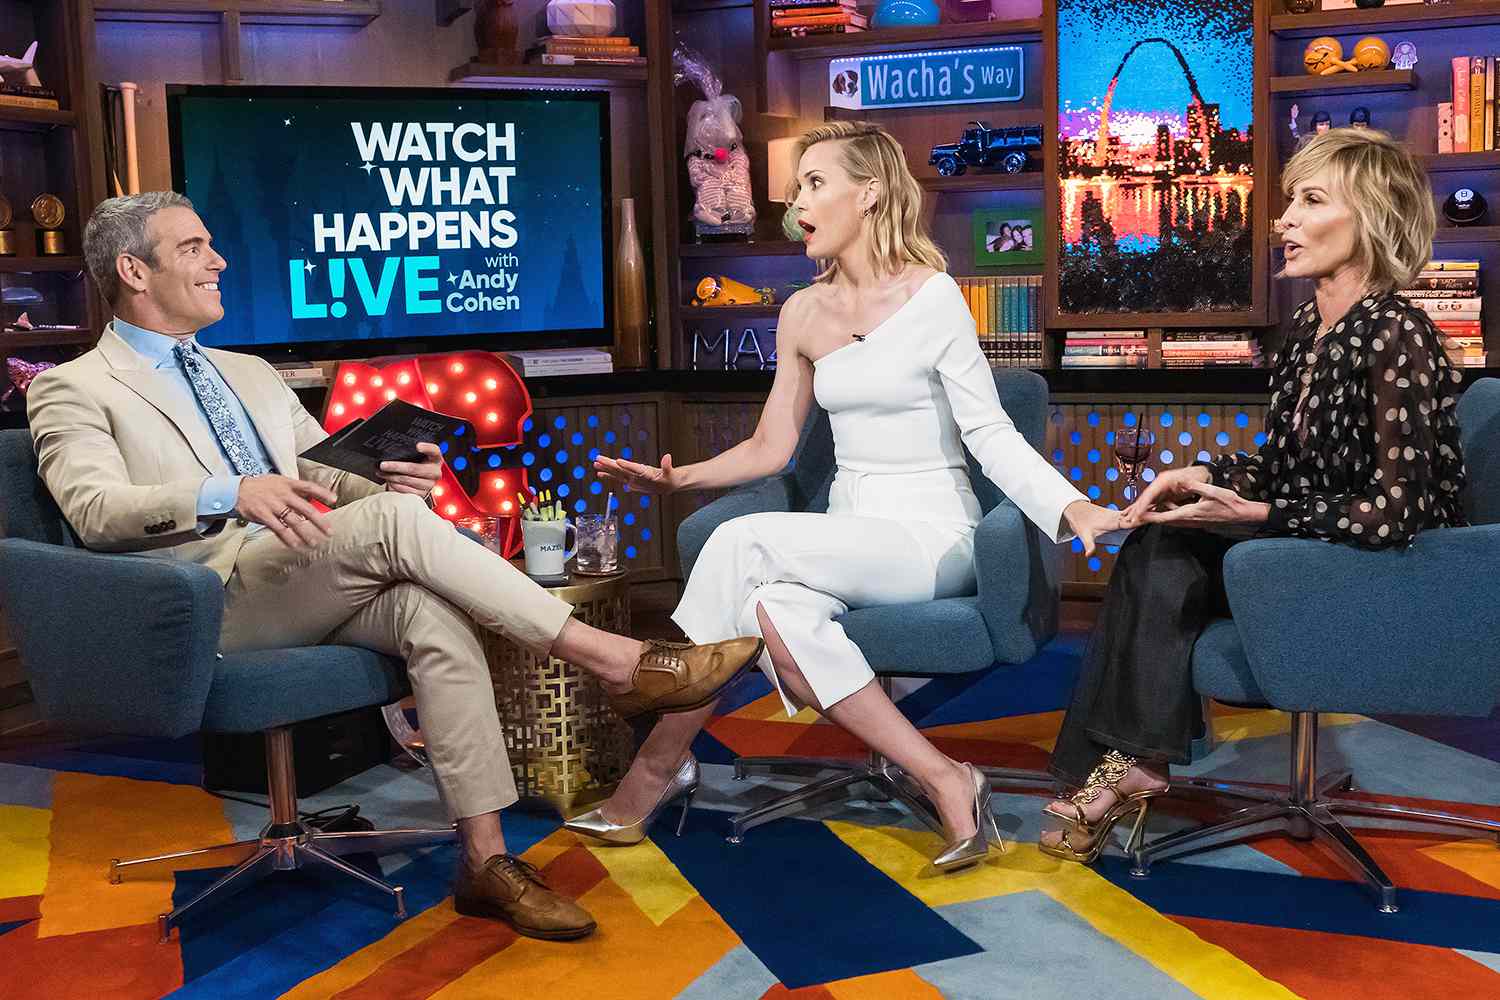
[783,121,946,283]
[1281,127,1434,293]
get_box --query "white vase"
[546,0,616,37]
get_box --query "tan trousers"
[219,491,575,820]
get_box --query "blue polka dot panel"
[1047,402,1269,586]
[503,400,665,572]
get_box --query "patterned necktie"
[173,341,270,477]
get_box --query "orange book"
[772,11,866,26]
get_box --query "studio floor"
[5,619,1500,999]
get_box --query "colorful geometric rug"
[5,634,1500,999]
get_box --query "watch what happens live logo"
[289,120,522,322]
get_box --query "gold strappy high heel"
[1039,751,1167,864]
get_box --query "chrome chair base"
[726,680,1059,844]
[1129,712,1500,914]
[109,725,457,941]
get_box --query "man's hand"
[1135,480,1270,528]
[1062,500,1123,557]
[1121,466,1212,527]
[236,475,337,548]
[380,441,443,497]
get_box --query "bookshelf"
[449,62,648,89]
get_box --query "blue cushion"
[203,645,409,733]
[1191,618,1263,705]
[1459,377,1500,525]
[839,597,997,675]
[0,430,73,546]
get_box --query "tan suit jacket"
[26,322,383,581]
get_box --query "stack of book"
[956,275,1043,368]
[526,35,645,68]
[1060,330,1148,369]
[500,347,614,378]
[0,84,59,111]
[1439,57,1500,153]
[770,0,866,38]
[1161,330,1260,368]
[1405,260,1486,367]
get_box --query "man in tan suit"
[27,192,760,941]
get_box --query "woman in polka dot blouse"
[1040,128,1468,864]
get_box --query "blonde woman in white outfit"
[570,122,1121,869]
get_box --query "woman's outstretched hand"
[1063,500,1123,557]
[1120,466,1211,527]
[593,452,683,495]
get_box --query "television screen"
[167,85,612,360]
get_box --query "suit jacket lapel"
[100,325,228,476]
[206,348,296,476]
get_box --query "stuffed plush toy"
[674,44,755,232]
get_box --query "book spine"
[1438,102,1455,154]
[1063,345,1150,356]
[771,22,863,35]
[0,93,60,109]
[771,4,856,16]
[1471,57,1486,152]
[534,53,647,65]
[1455,58,1471,153]
[539,34,633,45]
[1487,57,1496,151]
[538,42,641,56]
[771,12,864,26]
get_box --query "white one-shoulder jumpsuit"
[672,273,1086,716]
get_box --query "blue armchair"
[1131,378,1500,913]
[677,368,1062,842]
[0,429,456,941]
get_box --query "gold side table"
[480,567,635,816]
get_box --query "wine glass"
[1113,425,1156,502]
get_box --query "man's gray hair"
[82,191,194,305]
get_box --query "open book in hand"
[300,399,467,483]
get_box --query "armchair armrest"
[676,474,796,578]
[1223,525,1500,717]
[973,499,1061,663]
[0,539,224,738]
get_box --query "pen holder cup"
[521,518,577,581]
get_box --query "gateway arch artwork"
[1055,0,1255,316]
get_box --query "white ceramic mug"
[521,518,577,580]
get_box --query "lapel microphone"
[851,333,866,342]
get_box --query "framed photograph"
[973,199,1044,267]
[1053,0,1257,319]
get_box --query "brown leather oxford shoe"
[607,637,765,719]
[453,854,596,941]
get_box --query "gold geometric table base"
[481,569,635,816]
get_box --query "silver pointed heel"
[933,763,1005,872]
[563,756,700,846]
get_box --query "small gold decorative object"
[0,193,13,256]
[31,192,65,255]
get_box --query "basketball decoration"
[1303,37,1344,75]
[1352,36,1390,71]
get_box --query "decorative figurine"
[0,41,40,87]
[1313,110,1333,133]
[473,0,519,65]
[1444,188,1489,227]
[1353,36,1390,71]
[1289,102,1302,146]
[1349,106,1372,128]
[2,357,56,406]
[30,193,65,255]
[674,44,755,239]
[691,275,774,307]
[1392,40,1419,71]
[928,122,1044,177]
[545,0,616,37]
[1304,37,1347,75]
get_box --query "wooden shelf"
[679,241,808,258]
[920,172,1044,193]
[1269,69,1416,97]
[0,330,95,349]
[0,257,88,273]
[1433,226,1500,244]
[449,61,647,89]
[94,0,382,26]
[768,18,1043,59]
[0,106,77,133]
[680,305,782,321]
[1421,151,1500,173]
[1270,2,1500,37]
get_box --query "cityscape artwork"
[1055,0,1254,315]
